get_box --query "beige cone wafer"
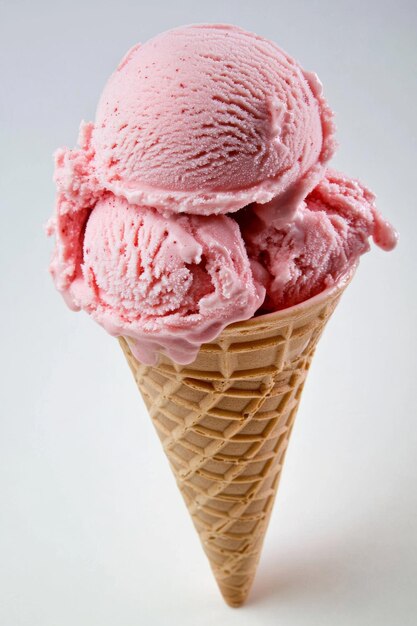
[119,271,353,607]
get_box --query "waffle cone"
[119,272,353,607]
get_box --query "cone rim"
[220,264,357,335]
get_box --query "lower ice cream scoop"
[240,169,397,311]
[69,195,264,364]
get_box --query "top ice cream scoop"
[93,24,335,216]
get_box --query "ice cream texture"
[93,24,335,216]
[76,195,264,364]
[48,24,397,364]
[241,169,397,311]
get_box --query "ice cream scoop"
[65,194,263,364]
[240,169,397,311]
[93,24,335,216]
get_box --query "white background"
[1,1,416,624]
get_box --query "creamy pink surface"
[93,24,335,215]
[47,122,100,307]
[47,24,397,365]
[63,194,263,364]
[241,169,397,311]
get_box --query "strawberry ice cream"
[47,24,397,365]
[93,24,335,216]
[48,122,100,306]
[72,194,263,364]
[240,170,397,311]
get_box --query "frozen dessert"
[47,24,396,365]
[47,23,397,607]
[79,195,264,364]
[240,169,397,311]
[93,24,335,215]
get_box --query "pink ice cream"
[48,122,263,365]
[71,195,263,364]
[47,24,397,365]
[240,170,397,311]
[48,122,100,306]
[93,24,335,216]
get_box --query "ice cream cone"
[119,270,354,607]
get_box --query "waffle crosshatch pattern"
[119,276,351,606]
